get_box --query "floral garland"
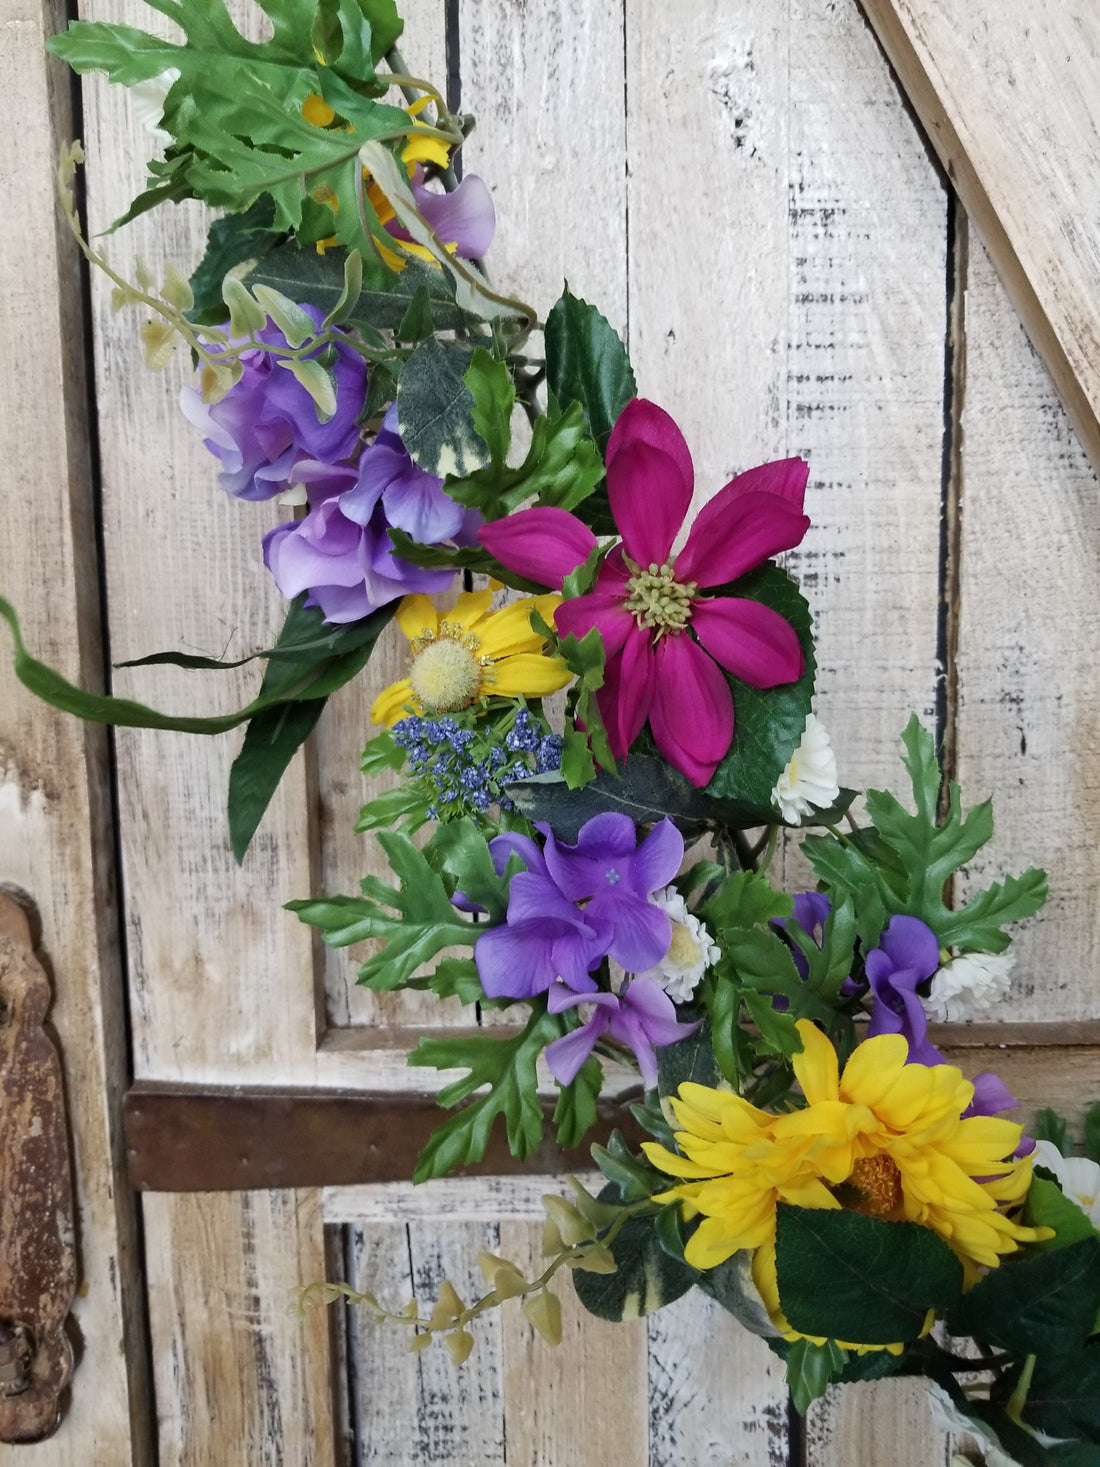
[9,0,1099,1459]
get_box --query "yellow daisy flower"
[643,1019,1049,1349]
[370,590,572,725]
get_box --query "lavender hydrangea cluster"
[182,317,474,623]
[392,707,563,822]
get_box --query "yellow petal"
[447,590,495,633]
[303,93,335,127]
[396,595,439,644]
[402,133,451,170]
[477,595,562,659]
[792,1019,840,1104]
[484,653,573,699]
[370,679,417,727]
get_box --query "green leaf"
[408,1005,564,1180]
[0,592,376,735]
[702,563,817,811]
[947,1237,1100,1360]
[385,530,547,595]
[1025,1176,1099,1251]
[544,286,634,533]
[803,716,1049,951]
[591,1130,666,1202]
[1033,1107,1072,1153]
[226,598,392,859]
[424,817,515,923]
[504,754,789,844]
[287,828,479,989]
[698,1250,784,1340]
[394,282,434,343]
[702,869,794,932]
[656,1018,724,1096]
[440,355,605,521]
[1018,1343,1100,1443]
[572,1207,697,1322]
[188,197,279,321]
[775,1204,964,1345]
[781,1338,849,1414]
[1085,1103,1100,1165]
[396,338,485,477]
[553,1055,603,1151]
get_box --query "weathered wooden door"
[3,0,1098,1462]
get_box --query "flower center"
[667,923,702,968]
[408,627,483,712]
[622,558,697,636]
[835,1155,903,1219]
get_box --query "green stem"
[1005,1353,1036,1424]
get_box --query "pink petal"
[675,488,810,587]
[724,457,810,510]
[479,507,597,589]
[605,400,694,568]
[554,592,633,660]
[595,630,654,759]
[648,636,734,786]
[690,598,804,688]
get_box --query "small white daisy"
[926,950,1015,1020]
[771,712,840,825]
[635,887,719,1003]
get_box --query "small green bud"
[523,1289,562,1346]
[543,1194,597,1247]
[443,1329,475,1366]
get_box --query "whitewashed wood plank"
[954,237,1100,1024]
[80,0,321,1085]
[499,1218,650,1466]
[324,1174,602,1225]
[0,0,148,1458]
[143,1189,336,1467]
[806,1376,951,1467]
[647,1294,789,1467]
[860,0,1100,480]
[785,0,947,803]
[345,1218,505,1465]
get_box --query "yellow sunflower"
[643,1019,1048,1348]
[370,590,572,725]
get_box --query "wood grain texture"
[142,1189,337,1467]
[954,237,1100,1025]
[0,0,149,1457]
[858,0,1100,480]
[81,0,321,1088]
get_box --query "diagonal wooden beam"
[859,0,1100,476]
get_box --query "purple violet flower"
[180,305,368,501]
[473,815,683,1002]
[391,167,496,259]
[544,978,700,1089]
[865,915,945,1066]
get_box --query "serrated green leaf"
[287,827,479,989]
[424,817,515,923]
[396,337,484,476]
[408,1005,564,1179]
[775,1204,963,1346]
[949,1237,1100,1361]
[702,563,816,811]
[781,1338,849,1414]
[591,1130,666,1202]
[552,1054,603,1151]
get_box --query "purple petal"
[879,915,941,977]
[410,171,496,258]
[545,1015,607,1086]
[479,507,597,589]
[964,1071,1019,1118]
[585,892,671,973]
[631,818,685,896]
[488,830,547,878]
[689,599,805,689]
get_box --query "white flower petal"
[771,713,839,825]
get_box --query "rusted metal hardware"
[0,894,76,1443]
[124,1084,647,1191]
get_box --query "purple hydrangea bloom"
[180,305,368,501]
[474,815,683,1001]
[544,978,700,1089]
[865,915,945,1066]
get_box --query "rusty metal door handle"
[0,893,76,1442]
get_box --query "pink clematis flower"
[479,398,811,786]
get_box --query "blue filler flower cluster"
[392,708,563,821]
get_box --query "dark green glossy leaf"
[775,1204,963,1346]
[188,197,280,321]
[552,1054,603,1151]
[702,563,816,812]
[228,698,325,862]
[1025,1176,1099,1252]
[1018,1343,1100,1443]
[947,1237,1100,1360]
[572,1207,697,1322]
[396,337,484,476]
[779,1338,849,1414]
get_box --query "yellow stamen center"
[667,924,702,968]
[623,557,697,636]
[408,627,483,712]
[836,1155,903,1219]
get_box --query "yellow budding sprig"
[297,1181,653,1362]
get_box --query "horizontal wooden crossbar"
[123,1022,1100,1192]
